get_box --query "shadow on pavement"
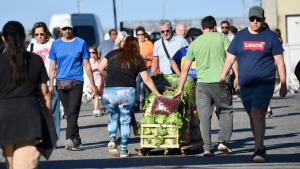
[61,123,107,131]
[0,153,295,169]
[272,112,300,118]
[230,132,300,150]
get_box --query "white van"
[49,13,104,47]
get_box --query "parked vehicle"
[49,13,104,47]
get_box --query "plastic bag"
[151,95,181,115]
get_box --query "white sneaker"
[108,141,119,156]
[93,110,103,117]
[218,143,232,154]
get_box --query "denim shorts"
[239,84,275,113]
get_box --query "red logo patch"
[243,41,265,51]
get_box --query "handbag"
[36,104,58,160]
[57,80,76,91]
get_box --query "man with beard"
[49,20,97,151]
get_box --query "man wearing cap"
[49,20,97,151]
[220,6,287,162]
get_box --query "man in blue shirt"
[49,20,97,151]
[220,6,287,163]
[99,29,118,57]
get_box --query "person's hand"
[90,85,98,98]
[155,93,162,97]
[279,83,287,97]
[48,85,54,96]
[233,78,239,92]
[219,77,226,89]
[175,89,183,98]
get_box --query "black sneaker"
[72,137,82,150]
[252,147,267,163]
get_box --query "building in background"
[262,0,300,93]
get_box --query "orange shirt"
[139,40,154,68]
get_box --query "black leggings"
[57,83,83,139]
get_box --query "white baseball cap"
[60,20,73,29]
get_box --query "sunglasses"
[137,33,144,36]
[62,27,72,31]
[249,16,264,22]
[160,29,170,34]
[89,51,96,54]
[34,33,45,37]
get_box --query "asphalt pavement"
[1,93,300,169]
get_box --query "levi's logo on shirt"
[243,41,265,51]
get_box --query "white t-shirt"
[153,35,188,74]
[26,38,54,84]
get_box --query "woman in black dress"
[0,21,51,169]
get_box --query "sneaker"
[266,110,273,118]
[203,150,214,157]
[93,110,102,117]
[119,150,129,158]
[72,137,82,151]
[218,143,232,154]
[65,138,82,151]
[252,147,267,163]
[65,139,74,150]
[108,139,119,156]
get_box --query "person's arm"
[170,60,181,75]
[140,71,161,96]
[83,59,97,96]
[39,83,52,115]
[176,59,193,96]
[151,56,159,73]
[49,60,56,95]
[98,58,108,77]
[232,60,239,91]
[220,52,236,88]
[274,54,287,97]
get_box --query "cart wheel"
[181,148,190,155]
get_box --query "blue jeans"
[52,87,61,141]
[102,87,136,151]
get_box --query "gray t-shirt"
[99,39,115,57]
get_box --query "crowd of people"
[1,5,300,168]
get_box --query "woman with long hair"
[88,46,105,116]
[98,36,161,157]
[0,21,51,169]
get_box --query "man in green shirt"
[177,16,236,156]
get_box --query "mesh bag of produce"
[151,95,181,115]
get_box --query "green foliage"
[140,115,154,124]
[151,138,164,147]
[143,127,152,135]
[154,114,166,124]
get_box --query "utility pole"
[77,0,81,13]
[113,0,118,30]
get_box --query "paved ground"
[1,93,300,169]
